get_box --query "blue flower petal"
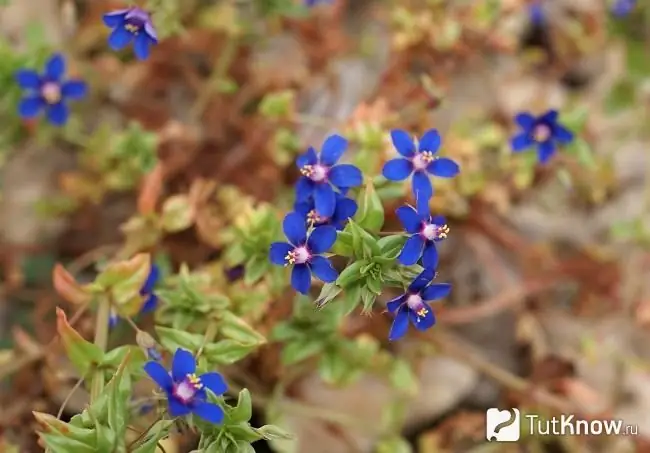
[432,215,447,228]
[421,242,439,269]
[331,196,357,228]
[307,225,337,254]
[168,398,192,417]
[320,134,347,166]
[408,268,435,293]
[329,164,363,188]
[409,302,436,331]
[388,306,410,341]
[297,147,318,169]
[396,205,422,234]
[411,171,433,201]
[283,212,308,245]
[61,80,88,100]
[537,141,556,164]
[144,22,158,42]
[295,177,315,202]
[45,54,65,81]
[314,183,336,218]
[539,109,558,125]
[144,361,173,390]
[552,125,573,144]
[171,348,196,381]
[192,402,224,424]
[515,112,536,130]
[102,9,129,27]
[427,157,459,178]
[108,310,120,329]
[18,96,44,118]
[418,129,441,153]
[134,33,153,60]
[140,294,158,313]
[46,102,69,126]
[199,372,228,395]
[415,196,430,218]
[398,235,425,266]
[108,26,133,51]
[141,265,160,295]
[15,70,41,89]
[386,295,405,313]
[390,129,416,158]
[270,242,293,265]
[291,264,311,294]
[309,256,338,282]
[421,283,452,301]
[294,200,313,217]
[382,158,412,181]
[511,133,534,152]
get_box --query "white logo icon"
[486,408,521,442]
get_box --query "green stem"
[90,296,111,401]
[196,320,219,358]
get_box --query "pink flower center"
[420,222,450,241]
[406,294,429,321]
[172,374,203,404]
[533,124,551,142]
[285,246,311,265]
[411,151,435,171]
[301,164,328,182]
[41,82,61,104]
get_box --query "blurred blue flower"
[611,0,637,16]
[144,348,227,423]
[305,0,333,6]
[294,192,357,231]
[109,264,160,328]
[269,212,338,294]
[295,134,363,218]
[510,110,574,164]
[387,268,451,341]
[15,53,87,127]
[382,129,460,202]
[103,7,158,60]
[395,199,449,269]
[529,1,545,25]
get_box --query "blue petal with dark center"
[171,349,196,382]
[307,225,337,254]
[396,205,422,235]
[398,235,425,266]
[427,157,460,178]
[283,212,308,245]
[320,134,347,166]
[269,242,293,265]
[291,264,311,294]
[309,256,338,282]
[390,129,416,158]
[329,164,363,189]
[382,158,413,181]
[418,129,441,153]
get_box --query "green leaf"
[389,359,419,396]
[559,106,589,134]
[376,436,413,453]
[315,282,343,309]
[366,276,382,295]
[348,221,380,258]
[56,308,104,376]
[360,287,376,313]
[337,284,362,317]
[106,353,132,439]
[219,312,267,345]
[156,326,204,353]
[39,433,96,453]
[625,39,650,79]
[130,420,174,453]
[335,260,366,288]
[281,339,325,365]
[100,345,146,375]
[33,412,97,447]
[226,423,264,443]
[318,348,349,384]
[255,424,294,441]
[160,194,194,233]
[331,231,353,256]
[354,180,385,233]
[378,235,407,259]
[229,388,253,423]
[244,254,270,284]
[96,254,151,317]
[203,339,259,365]
[604,78,637,113]
[566,137,596,169]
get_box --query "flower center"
[172,373,203,404]
[532,124,551,143]
[421,222,450,241]
[41,82,61,104]
[285,246,311,265]
[406,294,429,321]
[307,209,328,226]
[411,151,435,171]
[300,164,329,182]
[125,21,142,35]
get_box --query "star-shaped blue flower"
[611,0,636,16]
[382,129,460,202]
[144,348,227,423]
[15,53,87,127]
[109,264,160,328]
[295,134,363,218]
[396,199,449,269]
[103,7,158,60]
[294,192,357,231]
[387,268,451,341]
[269,212,338,294]
[510,110,574,164]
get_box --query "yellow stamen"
[300,165,314,177]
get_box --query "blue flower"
[387,268,451,341]
[382,129,460,202]
[294,192,358,231]
[529,1,544,25]
[395,199,449,269]
[15,53,87,127]
[305,0,332,5]
[510,110,574,164]
[295,134,363,218]
[611,0,636,16]
[269,212,338,294]
[109,264,160,328]
[144,348,227,423]
[103,7,158,60]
